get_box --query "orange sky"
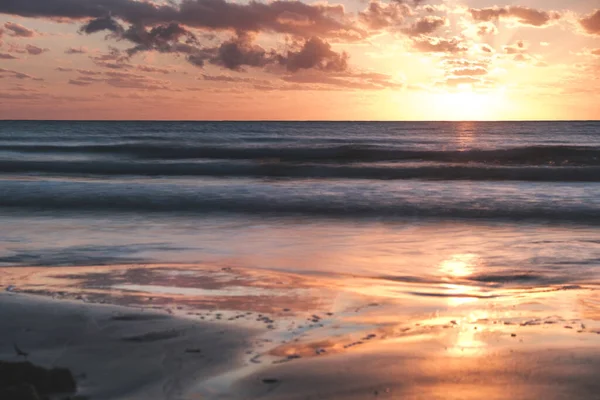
[0,0,598,120]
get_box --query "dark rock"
[0,361,77,398]
[262,378,279,384]
[0,383,41,400]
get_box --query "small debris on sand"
[14,343,29,358]
[185,348,202,353]
[122,330,180,342]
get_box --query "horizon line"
[1,119,599,123]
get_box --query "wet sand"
[2,263,600,399]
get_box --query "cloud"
[592,49,600,56]
[479,44,494,53]
[359,0,411,30]
[412,36,468,53]
[580,9,600,35]
[0,0,364,40]
[4,22,36,37]
[209,33,273,70]
[280,70,404,90]
[56,67,73,72]
[25,44,48,55]
[475,22,498,36]
[201,74,270,85]
[401,16,446,36]
[443,75,494,88]
[1,0,358,78]
[0,53,18,59]
[503,40,527,54]
[513,53,533,62]
[0,67,41,80]
[449,66,488,76]
[68,78,93,86]
[103,71,171,90]
[65,47,88,54]
[77,69,102,75]
[470,6,560,27]
[280,37,348,72]
[136,65,172,74]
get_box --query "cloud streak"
[4,22,36,37]
[470,6,560,27]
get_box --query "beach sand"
[2,263,600,399]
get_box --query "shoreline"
[2,263,600,399]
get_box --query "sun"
[433,85,507,121]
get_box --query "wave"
[1,189,599,223]
[1,160,600,181]
[2,144,600,166]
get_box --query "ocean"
[1,120,600,299]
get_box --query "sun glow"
[433,86,507,121]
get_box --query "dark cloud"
[412,36,468,53]
[4,22,36,37]
[359,0,411,30]
[210,33,273,70]
[280,37,348,72]
[80,15,124,34]
[65,46,87,54]
[470,6,560,27]
[0,0,364,40]
[25,44,48,55]
[401,15,445,36]
[0,53,18,59]
[121,22,199,56]
[580,9,600,35]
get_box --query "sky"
[0,0,598,120]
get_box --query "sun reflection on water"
[439,253,480,306]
